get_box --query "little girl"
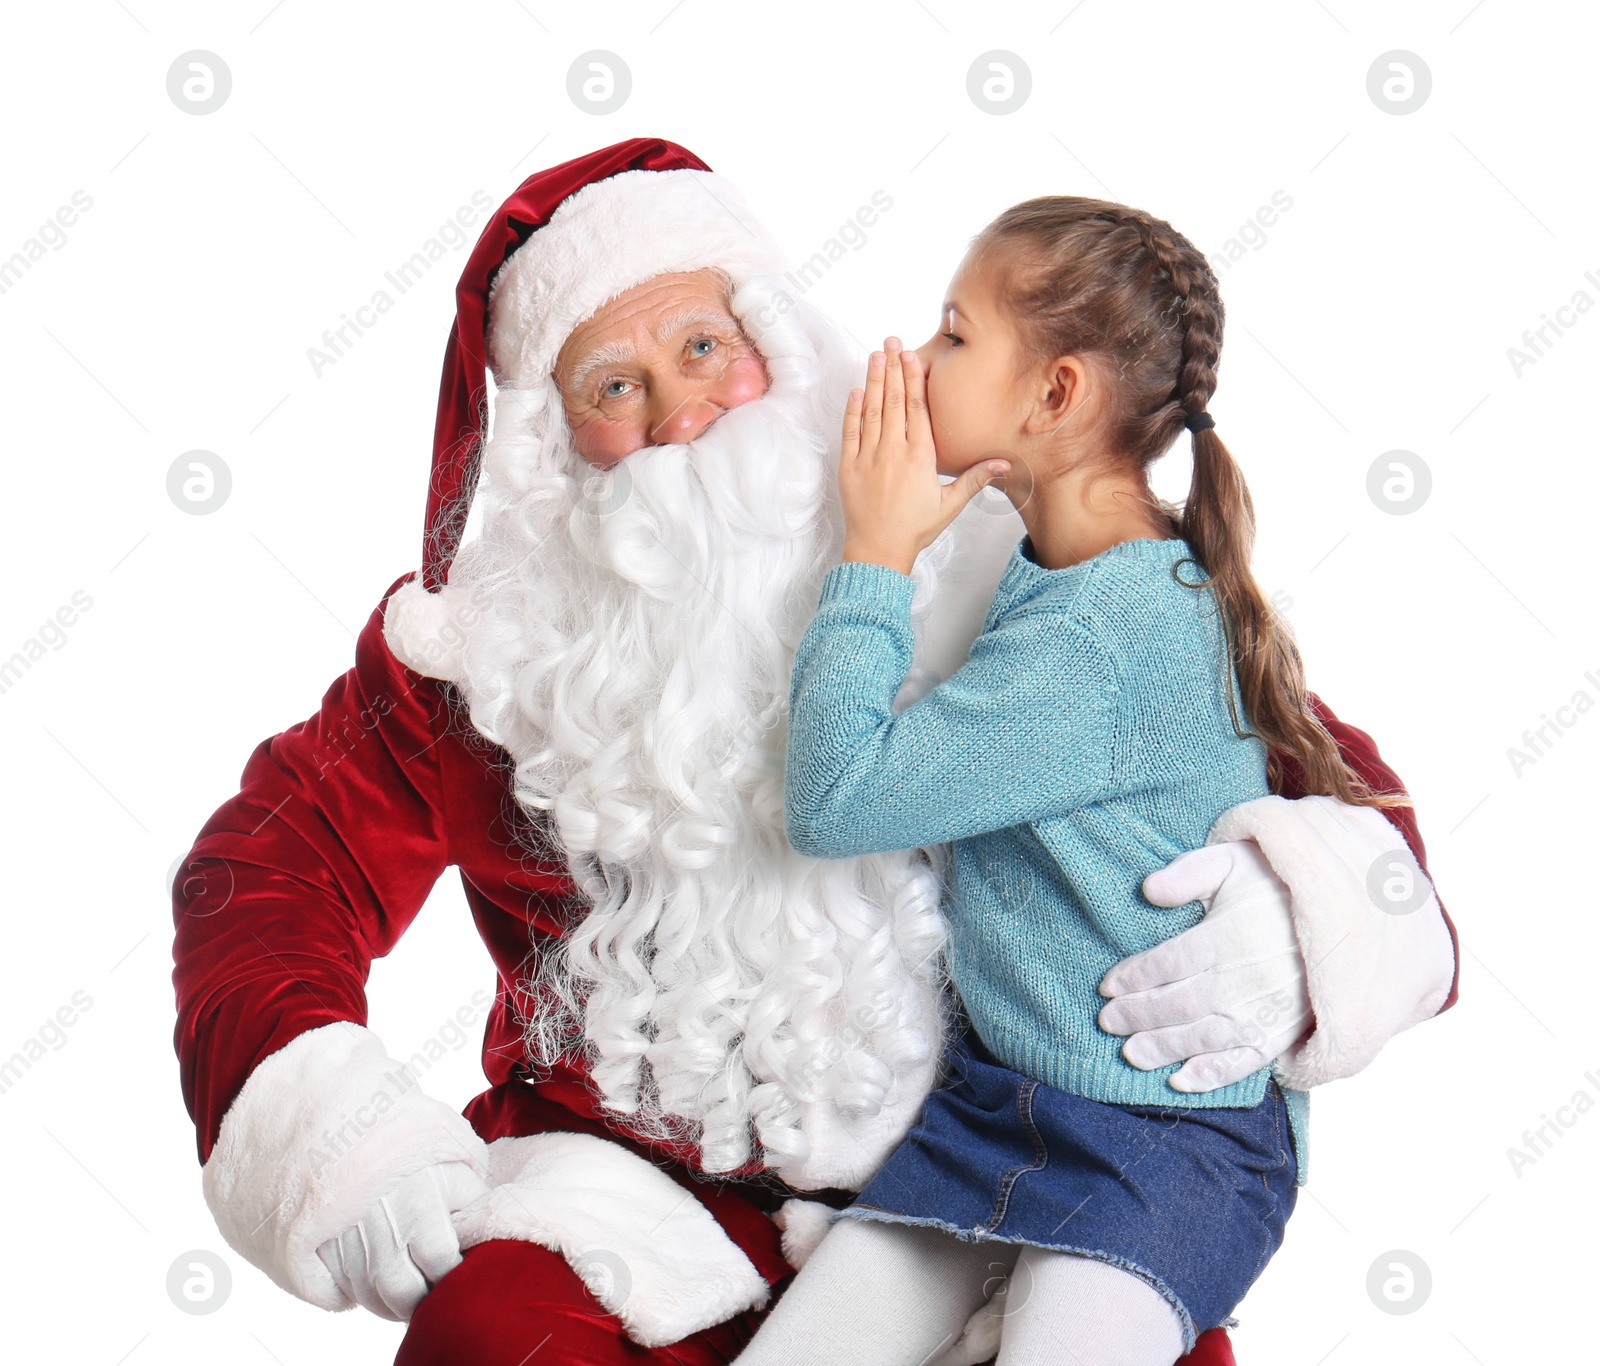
[736,198,1403,1366]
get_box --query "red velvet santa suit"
[171,141,1459,1366]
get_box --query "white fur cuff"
[201,1022,491,1310]
[1210,795,1455,1090]
[452,1131,769,1348]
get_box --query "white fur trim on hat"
[1209,794,1456,1090]
[452,1131,770,1347]
[487,168,791,391]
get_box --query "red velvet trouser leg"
[1182,1327,1237,1365]
[395,1238,768,1365]
[395,1236,1238,1365]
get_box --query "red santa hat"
[383,137,795,676]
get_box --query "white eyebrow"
[566,338,638,393]
[654,307,739,343]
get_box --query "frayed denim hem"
[837,1203,1199,1354]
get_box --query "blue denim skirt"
[840,1018,1297,1347]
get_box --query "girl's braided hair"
[973,197,1405,808]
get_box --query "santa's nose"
[647,386,725,446]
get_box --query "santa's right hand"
[315,1161,491,1321]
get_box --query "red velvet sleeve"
[172,575,454,1163]
[1280,694,1460,1011]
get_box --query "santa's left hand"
[1096,841,1313,1092]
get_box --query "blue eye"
[689,336,717,357]
[602,379,631,398]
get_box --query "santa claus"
[171,139,1458,1366]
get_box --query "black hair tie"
[1184,411,1216,433]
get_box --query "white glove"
[1097,841,1312,1092]
[316,1161,490,1322]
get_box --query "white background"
[0,1,1592,1362]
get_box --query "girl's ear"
[1024,354,1090,437]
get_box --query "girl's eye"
[942,331,963,347]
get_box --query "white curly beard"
[440,289,956,1186]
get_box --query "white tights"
[734,1217,1188,1366]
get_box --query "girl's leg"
[735,1217,1015,1366]
[995,1247,1188,1366]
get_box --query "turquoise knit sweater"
[787,534,1282,1114]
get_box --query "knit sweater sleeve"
[785,560,1117,858]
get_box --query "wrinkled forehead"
[555,269,745,383]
